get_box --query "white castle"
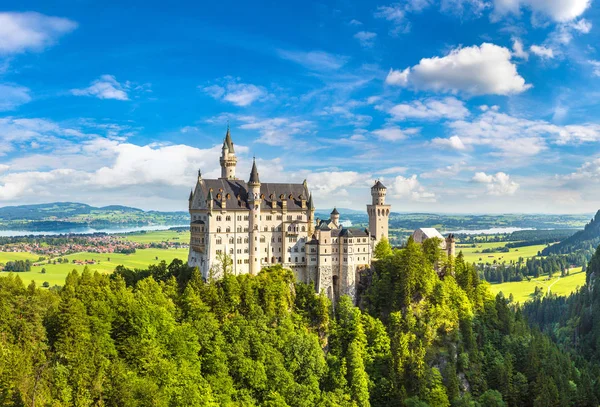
[187,128,455,302]
[187,128,392,302]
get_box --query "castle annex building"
[187,128,390,302]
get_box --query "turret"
[367,180,390,244]
[188,189,193,210]
[219,126,238,179]
[248,158,262,275]
[445,234,456,257]
[331,207,340,227]
[307,193,315,234]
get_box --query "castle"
[187,128,393,302]
[188,128,455,302]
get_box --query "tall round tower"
[367,180,391,244]
[219,126,237,179]
[248,158,262,275]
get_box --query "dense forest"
[542,210,600,257]
[2,238,599,406]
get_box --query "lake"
[444,227,536,235]
[0,224,189,237]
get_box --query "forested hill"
[2,240,599,406]
[542,210,600,256]
[0,202,188,231]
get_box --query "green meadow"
[489,268,586,303]
[459,242,548,264]
[3,247,189,287]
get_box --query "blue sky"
[1,0,600,213]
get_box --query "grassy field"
[459,242,548,264]
[0,251,41,263]
[489,268,586,303]
[1,247,189,287]
[121,229,189,244]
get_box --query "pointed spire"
[307,193,314,210]
[224,124,234,153]
[188,189,193,201]
[249,157,260,185]
[207,189,213,200]
[331,207,339,215]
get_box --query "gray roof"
[199,178,309,211]
[249,159,260,184]
[224,126,234,153]
[340,228,370,237]
[331,207,339,215]
[372,180,386,189]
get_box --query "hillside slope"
[542,210,600,256]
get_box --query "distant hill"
[542,210,600,256]
[0,202,188,231]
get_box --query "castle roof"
[412,227,444,243]
[372,180,386,189]
[249,158,260,184]
[339,228,370,237]
[224,126,234,153]
[197,178,309,211]
[307,193,314,210]
[331,207,339,215]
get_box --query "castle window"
[237,226,242,232]
[260,237,265,243]
[237,249,242,254]
[266,215,272,221]
[264,226,268,232]
[294,247,298,252]
[297,215,302,220]
[217,216,222,221]
[295,257,298,262]
[229,238,234,244]
[280,194,285,200]
[271,227,275,231]
[288,257,291,263]
[230,248,234,254]
[278,237,282,242]
[216,238,222,244]
[237,216,242,221]
[287,215,292,221]
[217,194,221,200]
[277,215,282,220]
[226,227,231,232]
[237,259,242,264]
[244,238,249,243]
[237,238,242,244]
[216,249,222,254]
[301,247,305,252]
[244,215,249,221]
[244,227,249,232]
[302,226,306,232]
[216,227,221,233]
[302,257,305,262]
[226,216,231,221]
[244,248,249,253]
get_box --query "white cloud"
[431,135,467,151]
[493,0,591,23]
[71,75,130,100]
[349,19,363,26]
[385,68,410,86]
[374,4,410,35]
[562,158,600,183]
[354,31,377,48]
[388,97,470,120]
[277,49,348,71]
[378,166,408,175]
[372,126,419,142]
[0,84,31,111]
[202,78,268,107]
[392,174,436,202]
[421,161,473,179]
[472,171,519,195]
[589,60,600,77]
[512,38,529,60]
[0,164,9,174]
[386,43,531,95]
[0,12,77,55]
[238,116,313,147]
[530,45,555,59]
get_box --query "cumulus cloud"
[386,43,531,95]
[372,126,419,142]
[277,49,348,71]
[392,174,436,202]
[561,158,600,185]
[71,75,130,100]
[202,78,268,107]
[493,0,591,23]
[0,11,77,55]
[431,135,467,151]
[530,45,555,58]
[388,97,470,120]
[588,60,600,77]
[472,171,519,195]
[354,31,377,47]
[0,84,31,111]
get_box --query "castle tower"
[248,158,262,275]
[219,126,237,179]
[367,180,391,244]
[445,234,456,257]
[331,207,340,227]
[307,193,315,234]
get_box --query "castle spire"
[220,125,237,179]
[224,124,234,153]
[249,157,260,185]
[307,193,314,210]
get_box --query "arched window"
[226,216,231,221]
[216,238,222,245]
[216,227,221,233]
[217,216,222,221]
[302,226,306,232]
[226,227,231,232]
[237,238,242,244]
